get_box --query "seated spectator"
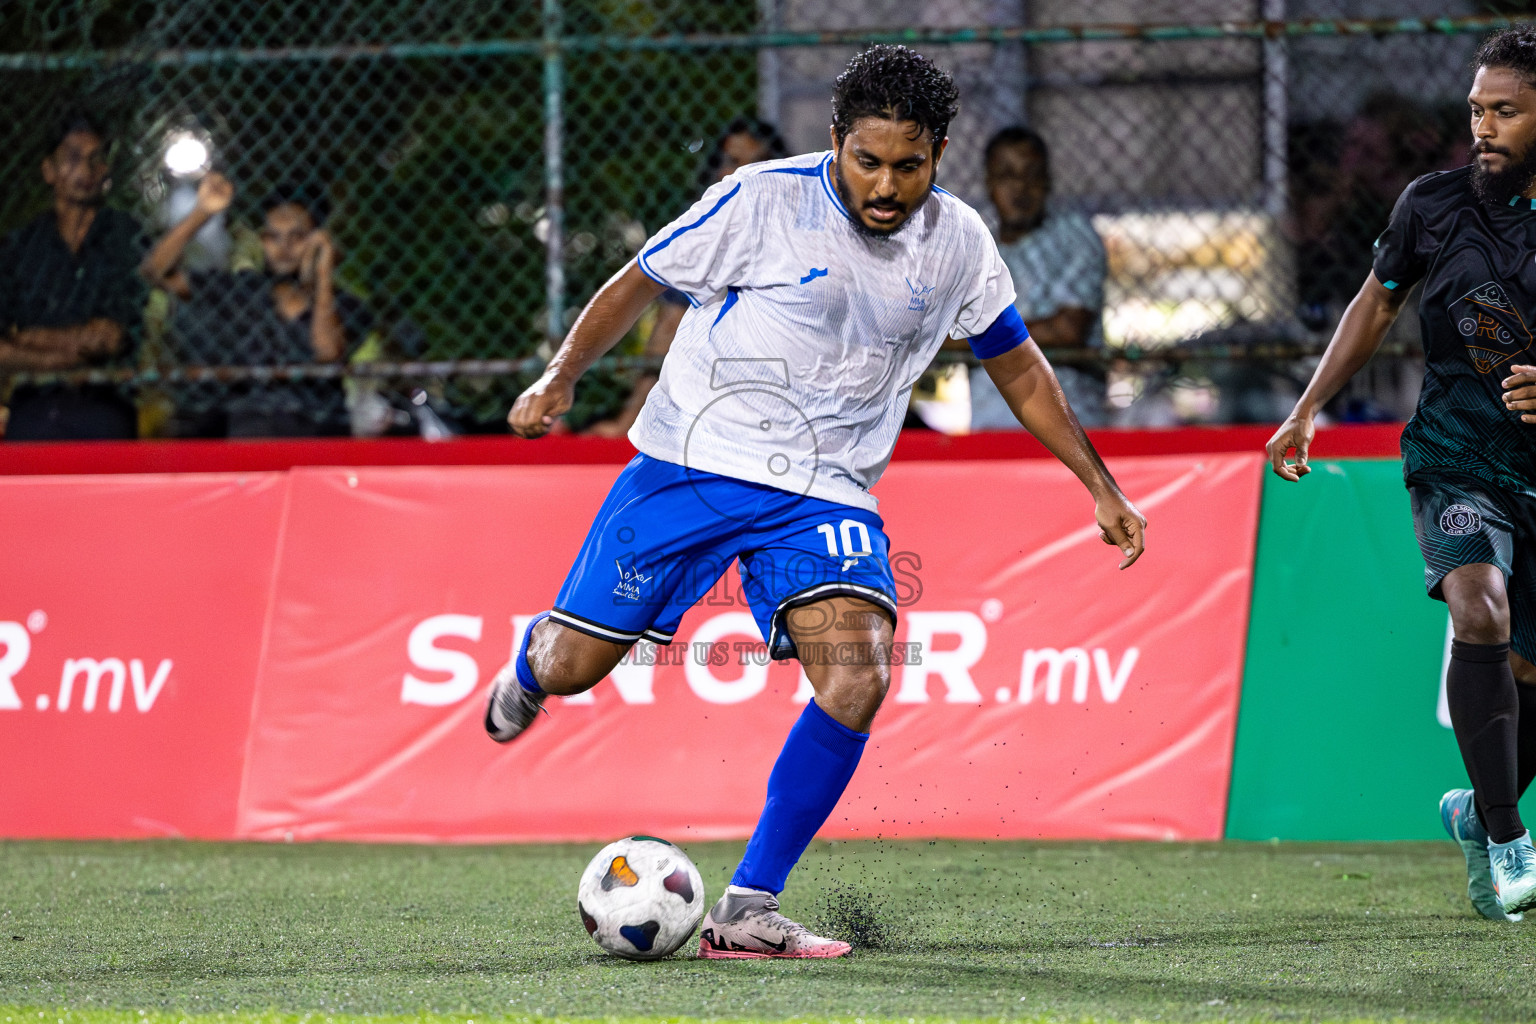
[0,111,147,440]
[580,116,788,437]
[963,125,1108,430]
[142,173,370,437]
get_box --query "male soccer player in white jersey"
[488,45,1147,958]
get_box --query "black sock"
[1517,681,1536,798]
[1447,639,1524,844]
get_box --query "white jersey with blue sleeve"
[630,150,1019,511]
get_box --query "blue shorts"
[552,454,898,660]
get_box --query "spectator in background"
[0,111,146,440]
[580,115,789,437]
[1285,92,1461,422]
[1293,92,1446,326]
[698,114,791,188]
[963,126,1108,430]
[142,172,370,437]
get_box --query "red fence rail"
[0,424,1403,476]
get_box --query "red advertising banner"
[0,473,285,838]
[0,453,1261,842]
[236,454,1262,843]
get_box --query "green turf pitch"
[3,839,1536,1022]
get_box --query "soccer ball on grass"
[576,836,705,960]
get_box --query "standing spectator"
[0,111,147,440]
[1293,92,1444,327]
[964,126,1108,430]
[142,173,370,437]
[580,116,789,437]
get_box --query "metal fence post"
[756,0,780,126]
[543,0,566,347]
[1262,0,1288,219]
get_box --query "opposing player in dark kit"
[1267,27,1536,921]
[489,45,1147,956]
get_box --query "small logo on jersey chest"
[905,277,935,311]
[1439,504,1483,536]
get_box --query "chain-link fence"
[0,1,1529,438]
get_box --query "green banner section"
[1226,459,1471,840]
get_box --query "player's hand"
[1503,364,1536,424]
[508,373,575,438]
[1265,412,1315,481]
[1095,492,1147,570]
[195,172,234,215]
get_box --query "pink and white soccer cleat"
[697,889,851,959]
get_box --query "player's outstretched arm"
[1266,272,1406,481]
[983,339,1147,569]
[509,261,667,438]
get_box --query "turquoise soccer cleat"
[1490,831,1536,917]
[1440,789,1521,922]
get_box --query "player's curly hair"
[1474,26,1536,84]
[831,44,959,153]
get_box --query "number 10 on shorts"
[816,520,872,566]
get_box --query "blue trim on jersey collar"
[639,182,743,308]
[1508,195,1536,210]
[819,155,856,223]
[820,153,950,223]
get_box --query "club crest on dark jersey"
[1450,282,1536,374]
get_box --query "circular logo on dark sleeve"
[1440,503,1483,536]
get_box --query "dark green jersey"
[1371,166,1536,494]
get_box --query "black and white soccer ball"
[576,836,705,960]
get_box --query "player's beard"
[833,160,931,239]
[1470,140,1536,208]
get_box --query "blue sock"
[516,612,551,693]
[731,699,868,894]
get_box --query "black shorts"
[1408,470,1536,664]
